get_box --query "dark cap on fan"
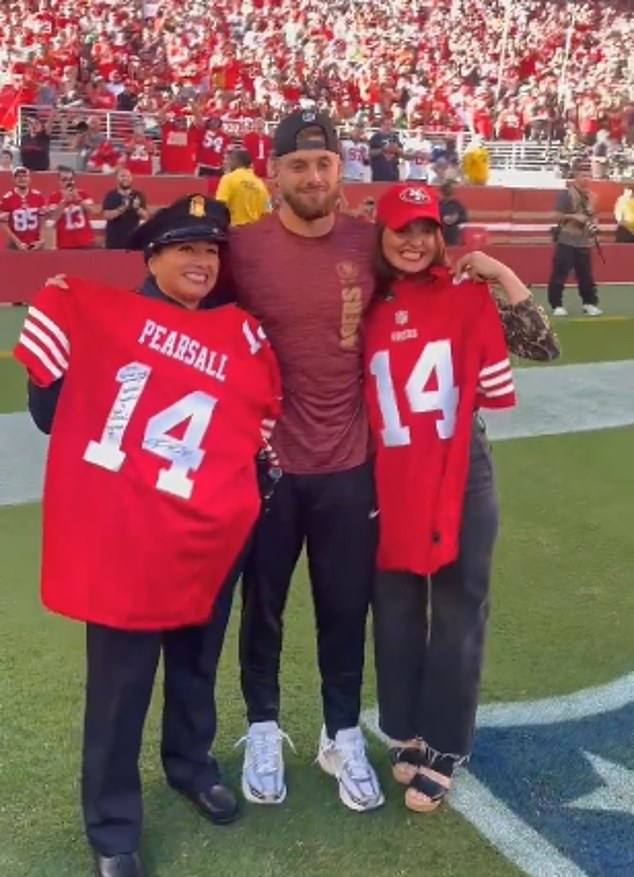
[273,110,339,157]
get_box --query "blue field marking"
[364,673,634,877]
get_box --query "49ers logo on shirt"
[399,187,431,204]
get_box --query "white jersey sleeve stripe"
[480,369,513,389]
[480,358,510,378]
[28,306,70,353]
[483,382,515,399]
[22,318,69,370]
[18,333,64,380]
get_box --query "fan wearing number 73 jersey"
[13,277,281,631]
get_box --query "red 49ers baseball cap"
[376,183,441,230]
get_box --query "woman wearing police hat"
[21,195,281,877]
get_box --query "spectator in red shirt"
[87,139,122,174]
[242,118,273,178]
[194,116,233,179]
[0,166,46,250]
[47,167,97,250]
[159,111,198,175]
[496,101,524,142]
[124,124,156,176]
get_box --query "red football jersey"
[125,137,155,175]
[0,188,46,245]
[160,123,198,174]
[364,268,516,576]
[242,131,273,177]
[196,128,233,170]
[13,279,281,631]
[48,190,95,249]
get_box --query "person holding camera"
[547,160,603,317]
[48,167,98,250]
[102,168,150,250]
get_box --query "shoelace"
[234,728,296,774]
[336,735,372,782]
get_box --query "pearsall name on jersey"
[21,283,270,401]
[136,317,266,383]
[13,278,282,631]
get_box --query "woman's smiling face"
[148,240,220,309]
[381,219,441,275]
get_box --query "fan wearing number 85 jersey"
[365,267,516,577]
[14,277,281,631]
[0,176,46,248]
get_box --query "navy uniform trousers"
[82,565,239,857]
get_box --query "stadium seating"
[0,0,632,146]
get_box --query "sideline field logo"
[363,673,634,877]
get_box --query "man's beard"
[120,182,132,191]
[281,186,339,221]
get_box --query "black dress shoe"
[94,852,145,877]
[178,783,240,825]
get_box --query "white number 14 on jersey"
[369,340,459,447]
[84,362,217,500]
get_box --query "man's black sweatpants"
[239,461,378,739]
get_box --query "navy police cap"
[128,194,230,254]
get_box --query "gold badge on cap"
[189,195,206,218]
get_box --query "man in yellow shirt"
[216,150,271,226]
[614,184,634,243]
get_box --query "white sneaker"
[317,726,385,812]
[583,304,603,316]
[236,721,294,805]
[552,306,568,317]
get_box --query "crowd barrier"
[1,244,632,305]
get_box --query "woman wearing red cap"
[364,183,556,813]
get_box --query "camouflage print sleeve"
[495,296,561,362]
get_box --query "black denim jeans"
[547,243,599,308]
[372,420,498,759]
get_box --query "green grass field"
[1,288,633,877]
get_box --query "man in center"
[230,111,384,813]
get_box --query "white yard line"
[2,360,634,508]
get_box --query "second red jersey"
[0,188,46,245]
[242,131,273,177]
[196,128,233,170]
[160,123,198,174]
[125,138,155,175]
[48,190,95,249]
[364,268,516,576]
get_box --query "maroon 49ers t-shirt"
[230,213,375,474]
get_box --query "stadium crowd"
[0,0,632,149]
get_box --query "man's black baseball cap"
[273,110,339,157]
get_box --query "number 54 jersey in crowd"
[364,267,516,576]
[14,279,281,630]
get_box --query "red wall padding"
[1,244,632,304]
[0,173,626,217]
